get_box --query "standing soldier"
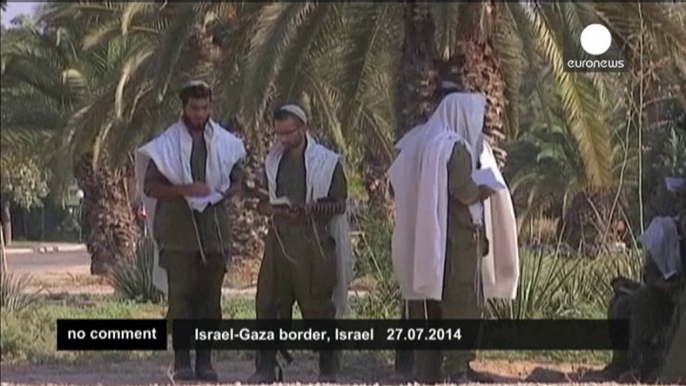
[248,104,353,383]
[135,81,246,382]
[388,93,519,383]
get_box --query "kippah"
[184,80,211,89]
[277,104,308,125]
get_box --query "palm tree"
[1,14,148,274]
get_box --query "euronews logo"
[564,24,627,73]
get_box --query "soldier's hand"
[478,185,496,201]
[185,182,212,197]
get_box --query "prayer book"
[473,167,508,191]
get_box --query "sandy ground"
[0,357,623,386]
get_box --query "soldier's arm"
[326,161,348,213]
[448,143,480,205]
[306,161,348,219]
[144,160,199,199]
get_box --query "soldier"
[388,93,519,384]
[604,176,685,382]
[248,104,352,383]
[135,81,246,382]
[658,176,686,384]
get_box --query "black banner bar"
[172,319,629,351]
[55,319,628,351]
[56,319,167,351]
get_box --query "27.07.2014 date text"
[386,327,462,341]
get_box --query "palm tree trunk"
[225,121,270,262]
[76,155,140,275]
[394,1,438,376]
[395,1,439,141]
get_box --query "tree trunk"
[75,154,140,275]
[225,120,270,263]
[395,1,439,141]
[394,1,438,376]
[1,200,11,247]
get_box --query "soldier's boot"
[173,350,195,380]
[196,350,219,382]
[318,350,338,383]
[247,350,277,384]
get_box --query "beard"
[182,114,209,131]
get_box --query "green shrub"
[1,271,40,312]
[486,249,642,319]
[109,237,165,304]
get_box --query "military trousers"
[254,227,338,374]
[406,225,485,383]
[161,250,227,355]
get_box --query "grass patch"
[1,272,41,312]
[0,295,256,365]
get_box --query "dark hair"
[179,83,212,105]
[434,85,461,104]
[273,107,305,126]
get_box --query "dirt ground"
[0,356,619,386]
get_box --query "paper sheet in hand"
[665,177,686,193]
[473,167,507,190]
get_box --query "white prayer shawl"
[388,93,519,301]
[134,119,247,294]
[479,143,520,299]
[265,133,353,317]
[639,217,682,280]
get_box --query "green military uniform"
[659,286,686,383]
[407,143,487,383]
[143,131,234,373]
[605,194,686,381]
[659,202,686,383]
[606,275,675,379]
[252,149,347,380]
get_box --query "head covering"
[397,92,487,168]
[184,80,211,89]
[441,80,460,92]
[276,104,308,125]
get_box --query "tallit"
[388,92,519,301]
[639,216,682,280]
[134,119,247,294]
[265,133,353,317]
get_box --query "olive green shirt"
[266,149,348,258]
[143,133,238,254]
[448,142,480,230]
[447,142,488,258]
